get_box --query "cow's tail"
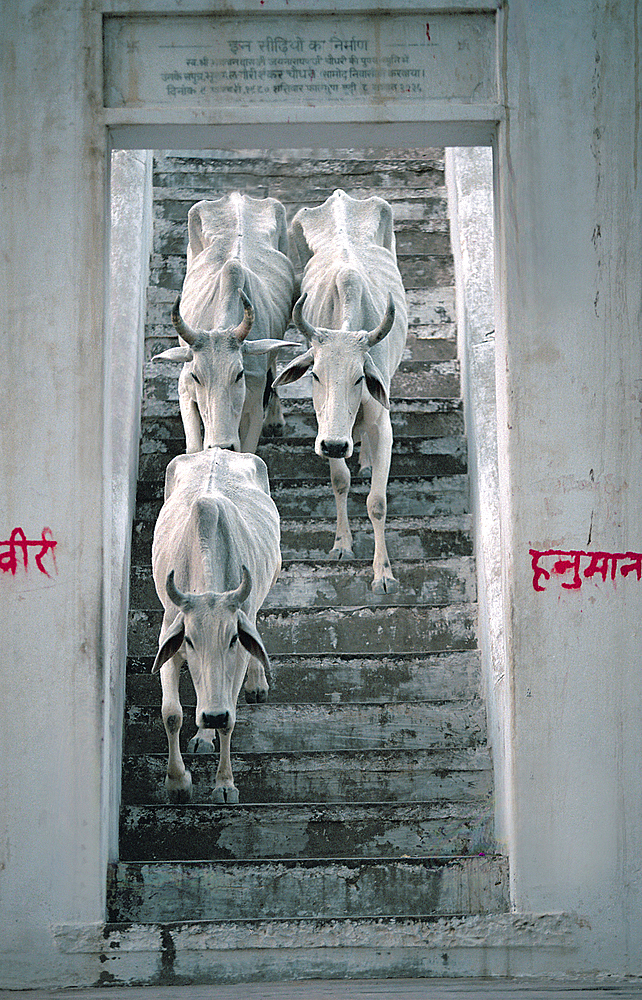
[335,266,371,329]
[219,259,248,320]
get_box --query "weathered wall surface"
[0,0,107,987]
[0,0,641,987]
[495,0,642,972]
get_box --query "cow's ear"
[152,613,185,674]
[363,354,390,409]
[236,610,270,672]
[243,339,300,356]
[152,347,193,363]
[272,348,314,387]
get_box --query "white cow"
[274,189,408,594]
[155,192,297,454]
[151,447,281,804]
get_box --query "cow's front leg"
[239,378,265,454]
[365,415,398,594]
[244,654,269,704]
[262,362,286,438]
[160,652,193,802]
[328,456,354,558]
[213,728,239,804]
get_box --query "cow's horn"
[226,565,252,608]
[292,293,317,342]
[166,570,193,610]
[233,289,254,343]
[367,293,395,346]
[172,295,199,347]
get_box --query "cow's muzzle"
[202,710,232,732]
[320,439,350,459]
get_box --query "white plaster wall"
[0,0,108,987]
[445,148,508,849]
[495,0,642,973]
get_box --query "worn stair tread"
[128,601,479,658]
[119,797,494,862]
[121,746,494,805]
[126,648,482,704]
[129,557,477,611]
[132,515,474,564]
[124,697,487,756]
[107,853,508,923]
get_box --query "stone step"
[148,251,455,294]
[88,912,575,984]
[119,798,494,862]
[153,219,452,259]
[143,364,461,415]
[121,746,493,806]
[128,602,478,658]
[136,435,467,482]
[145,283,456,340]
[124,698,486,757]
[107,853,508,923]
[144,329,457,366]
[126,648,482,702]
[140,397,464,440]
[135,474,470,522]
[129,557,476,611]
[131,514,472,565]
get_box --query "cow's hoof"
[166,771,192,803]
[245,686,269,704]
[359,465,372,479]
[372,575,399,595]
[329,546,354,561]
[213,785,239,805]
[188,736,216,754]
[263,422,285,438]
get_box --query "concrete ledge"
[52,913,582,985]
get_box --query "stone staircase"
[105,149,510,983]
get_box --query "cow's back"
[181,193,294,342]
[152,449,280,617]
[291,190,407,380]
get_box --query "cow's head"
[151,566,269,735]
[273,293,395,460]
[154,291,294,451]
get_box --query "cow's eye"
[184,635,194,649]
[354,374,365,386]
[191,372,201,385]
[310,370,320,383]
[235,370,244,383]
[229,633,239,648]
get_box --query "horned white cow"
[151,447,281,804]
[155,192,297,454]
[274,189,408,594]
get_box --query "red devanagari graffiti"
[0,527,58,578]
[530,548,642,592]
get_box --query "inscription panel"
[104,13,496,111]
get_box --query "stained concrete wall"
[495,0,642,971]
[1,0,641,987]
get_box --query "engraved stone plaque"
[103,13,496,112]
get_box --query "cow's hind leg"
[213,729,239,804]
[160,652,193,802]
[366,415,398,594]
[329,456,354,558]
